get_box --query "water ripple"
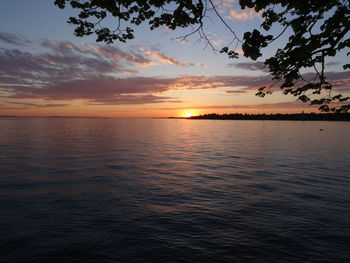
[0,118,349,262]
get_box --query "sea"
[0,117,349,262]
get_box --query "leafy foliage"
[240,0,350,112]
[54,0,350,112]
[54,0,204,43]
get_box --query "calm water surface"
[0,118,349,262]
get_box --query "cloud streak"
[1,33,349,109]
[6,76,181,104]
[0,34,196,105]
[155,101,321,111]
[138,48,203,67]
[7,101,69,108]
[230,61,268,72]
[226,8,262,21]
[2,66,349,105]
[214,0,262,21]
[0,32,31,45]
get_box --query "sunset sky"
[1,0,349,117]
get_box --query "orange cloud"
[226,8,261,20]
[212,39,223,47]
[138,48,206,67]
[152,52,193,66]
[215,0,236,13]
[1,34,349,109]
[213,0,261,20]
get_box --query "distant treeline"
[189,113,350,121]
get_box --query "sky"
[0,0,349,118]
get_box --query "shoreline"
[186,113,350,121]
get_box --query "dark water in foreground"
[1,118,350,262]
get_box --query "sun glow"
[184,112,193,118]
[181,109,200,118]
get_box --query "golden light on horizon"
[184,112,194,118]
[181,109,200,118]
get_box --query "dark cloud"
[40,39,80,53]
[0,32,31,45]
[325,61,341,67]
[0,48,120,87]
[7,101,69,108]
[1,33,349,107]
[94,45,153,66]
[39,39,153,66]
[7,76,178,103]
[88,94,182,105]
[229,62,268,72]
[3,72,349,105]
[230,62,350,92]
[324,71,350,82]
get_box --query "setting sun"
[184,112,194,118]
